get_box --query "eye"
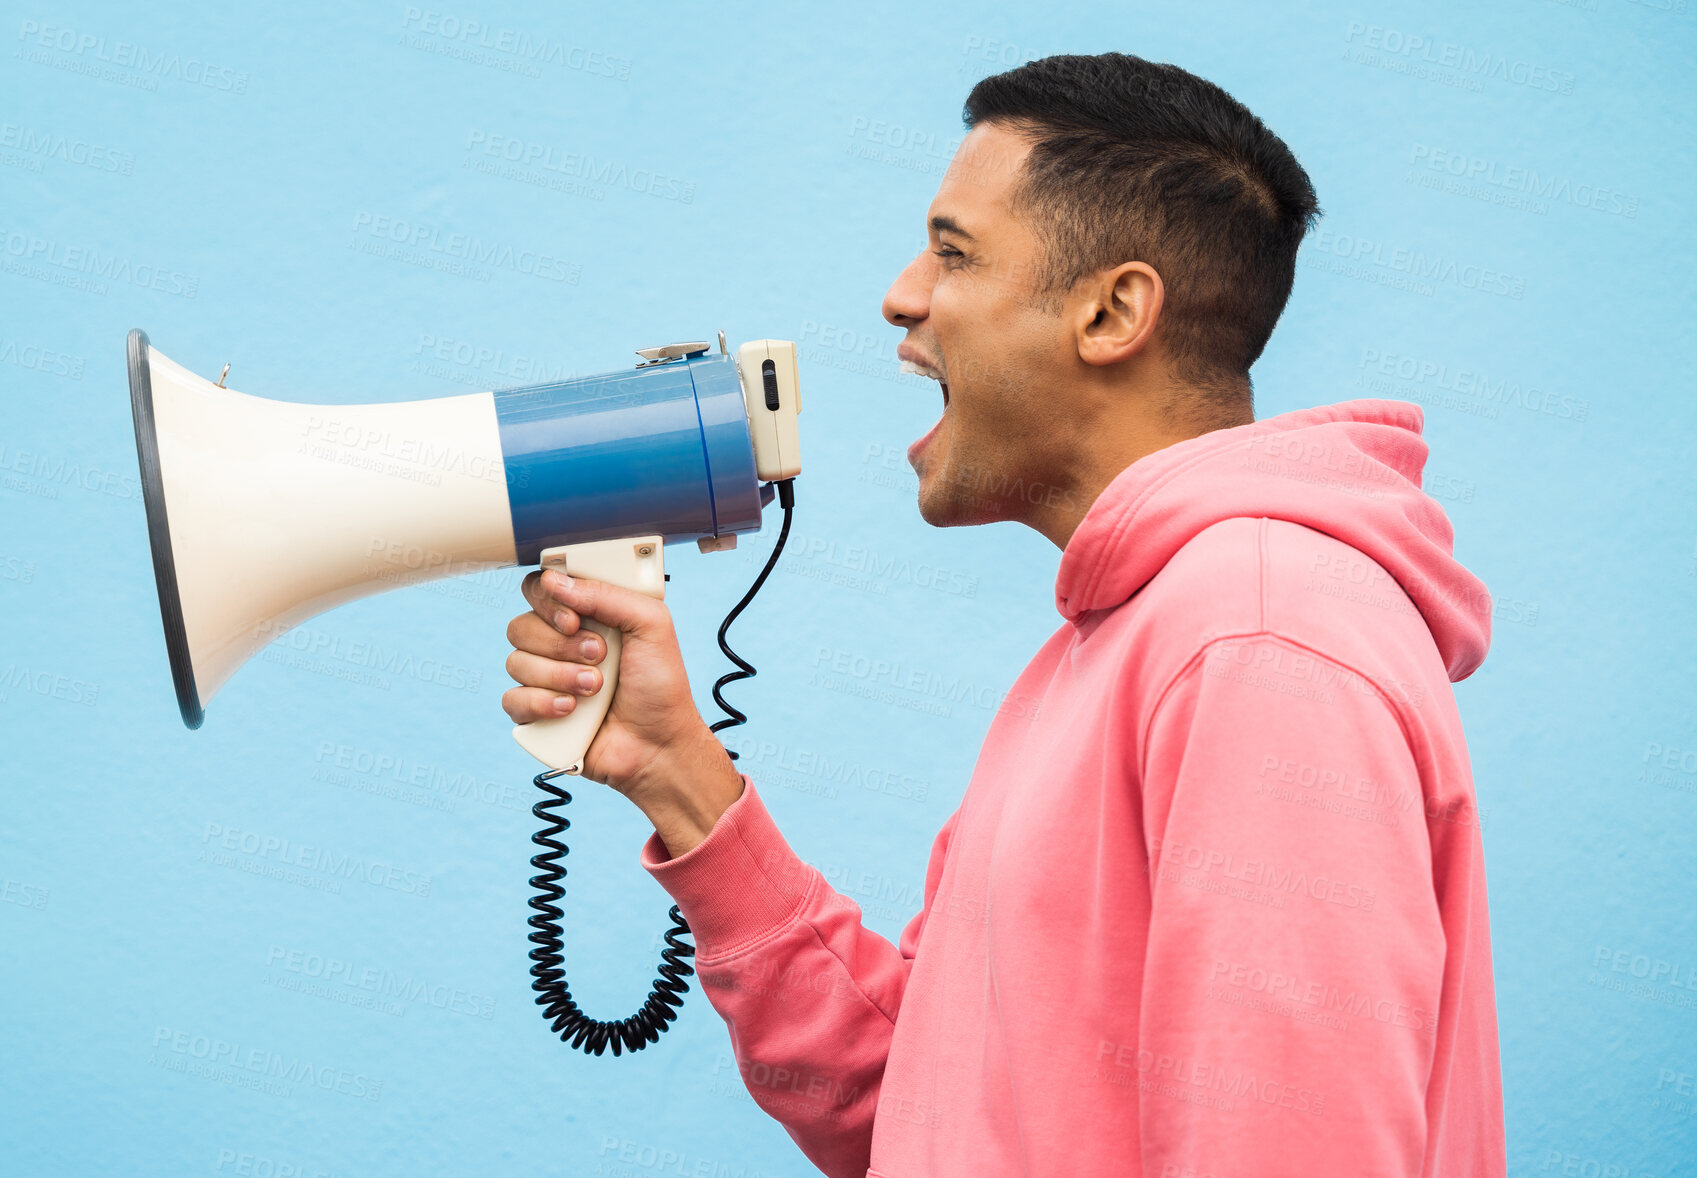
[932,246,965,263]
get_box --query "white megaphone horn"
[126,328,801,774]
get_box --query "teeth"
[900,359,948,383]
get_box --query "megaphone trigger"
[510,535,667,775]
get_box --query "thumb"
[540,568,667,637]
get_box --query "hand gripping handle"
[512,535,667,774]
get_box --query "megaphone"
[127,326,803,1057]
[125,327,801,773]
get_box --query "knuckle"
[521,620,557,654]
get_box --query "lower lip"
[907,418,941,466]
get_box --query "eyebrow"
[929,214,977,242]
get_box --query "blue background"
[3,1,1693,1175]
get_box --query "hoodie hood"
[1055,398,1491,681]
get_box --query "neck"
[1029,390,1252,551]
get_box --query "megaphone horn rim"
[127,328,205,730]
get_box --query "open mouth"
[900,359,951,464]
[901,359,949,407]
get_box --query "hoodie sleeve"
[1136,634,1446,1178]
[640,776,957,1178]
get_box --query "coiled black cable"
[527,769,695,1056]
[526,479,796,1055]
[710,479,796,758]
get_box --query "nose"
[881,248,934,328]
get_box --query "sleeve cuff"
[639,774,815,958]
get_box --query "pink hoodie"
[642,399,1506,1178]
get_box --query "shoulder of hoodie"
[1104,516,1452,716]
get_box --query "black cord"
[527,769,695,1056]
[526,479,797,1055]
[710,478,796,758]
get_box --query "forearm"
[624,723,747,858]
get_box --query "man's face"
[881,121,1086,529]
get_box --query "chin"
[916,481,998,529]
[914,482,961,528]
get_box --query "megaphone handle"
[514,619,621,774]
[511,535,666,775]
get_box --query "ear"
[1075,261,1163,367]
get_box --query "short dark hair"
[963,53,1322,404]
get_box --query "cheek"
[926,275,970,332]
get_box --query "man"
[501,53,1506,1178]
